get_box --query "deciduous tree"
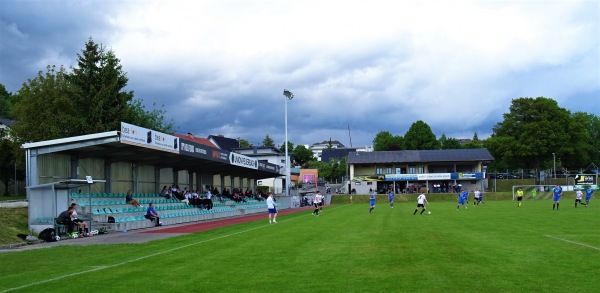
[403,120,440,150]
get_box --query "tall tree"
[292,144,315,168]
[0,84,12,117]
[372,131,404,151]
[486,97,572,172]
[238,138,251,148]
[403,120,440,150]
[11,65,81,141]
[560,112,596,169]
[262,134,274,147]
[70,39,135,133]
[279,141,294,153]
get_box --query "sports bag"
[39,228,57,242]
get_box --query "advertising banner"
[574,174,597,185]
[229,152,259,170]
[178,139,215,160]
[120,122,179,153]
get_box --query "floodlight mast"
[283,90,294,197]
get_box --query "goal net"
[511,185,558,200]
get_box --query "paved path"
[0,206,314,253]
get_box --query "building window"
[376,168,383,175]
[408,166,416,174]
[418,167,425,174]
[395,168,401,174]
[386,168,392,174]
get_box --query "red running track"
[140,206,315,234]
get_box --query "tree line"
[371,97,600,175]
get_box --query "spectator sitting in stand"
[144,203,161,227]
[160,186,168,198]
[125,190,141,208]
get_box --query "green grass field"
[1,199,598,293]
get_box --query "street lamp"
[283,89,294,197]
[553,153,556,179]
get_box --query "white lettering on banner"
[180,142,194,152]
[195,147,207,155]
[229,153,258,169]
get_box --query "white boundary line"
[544,235,600,251]
[1,205,346,293]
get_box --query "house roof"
[174,133,217,148]
[321,148,356,162]
[311,140,345,147]
[208,135,241,151]
[347,149,494,164]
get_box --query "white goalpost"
[511,185,558,200]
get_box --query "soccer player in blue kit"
[388,189,394,208]
[585,186,593,207]
[552,185,562,211]
[457,190,467,210]
[369,190,376,214]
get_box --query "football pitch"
[1,199,598,292]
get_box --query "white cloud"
[1,0,598,146]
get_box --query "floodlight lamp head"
[283,89,294,100]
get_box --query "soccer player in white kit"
[413,193,429,215]
[575,188,583,208]
[313,191,323,216]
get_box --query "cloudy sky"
[1,0,598,148]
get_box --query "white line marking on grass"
[1,205,345,293]
[544,235,600,251]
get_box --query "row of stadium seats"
[72,192,162,198]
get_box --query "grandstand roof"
[22,131,281,179]
[347,149,494,164]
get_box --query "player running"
[388,189,395,208]
[473,189,480,206]
[516,188,524,207]
[313,191,323,216]
[369,190,376,214]
[552,185,562,211]
[413,193,429,215]
[575,188,583,208]
[585,186,593,207]
[457,190,467,210]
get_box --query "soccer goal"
[511,185,556,200]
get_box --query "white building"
[233,146,291,194]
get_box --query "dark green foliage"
[485,97,592,172]
[403,120,440,150]
[262,134,274,147]
[372,131,404,151]
[292,144,314,168]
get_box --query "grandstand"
[33,192,282,233]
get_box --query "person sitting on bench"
[70,203,90,237]
[144,203,161,227]
[57,206,75,233]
